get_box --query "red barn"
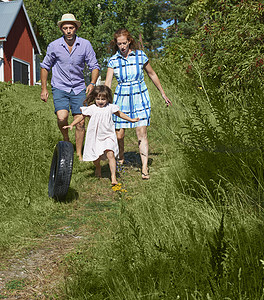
[0,0,41,85]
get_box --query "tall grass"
[0,82,67,250]
[64,61,264,299]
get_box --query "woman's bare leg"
[116,128,125,164]
[106,150,118,185]
[136,126,149,179]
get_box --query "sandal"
[141,172,150,180]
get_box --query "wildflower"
[112,183,122,191]
[186,65,192,73]
[111,183,128,193]
[256,58,264,67]
[198,86,203,90]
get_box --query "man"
[40,13,100,161]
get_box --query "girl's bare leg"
[106,150,118,185]
[136,126,149,179]
[116,128,125,164]
[74,114,85,161]
[93,158,102,178]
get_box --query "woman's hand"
[162,93,172,106]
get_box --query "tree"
[160,0,195,39]
[24,0,166,65]
[186,0,264,91]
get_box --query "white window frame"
[11,56,30,86]
[32,47,36,85]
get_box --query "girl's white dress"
[80,103,120,161]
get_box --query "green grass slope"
[1,82,57,248]
[63,64,264,299]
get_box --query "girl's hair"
[110,28,137,54]
[83,85,113,106]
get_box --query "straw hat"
[57,14,81,29]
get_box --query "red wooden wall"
[3,7,36,85]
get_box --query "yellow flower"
[112,183,122,191]
[111,183,128,193]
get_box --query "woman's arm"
[63,115,85,130]
[144,62,172,106]
[105,68,114,88]
[114,111,140,123]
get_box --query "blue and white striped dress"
[107,50,151,129]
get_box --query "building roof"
[0,0,41,54]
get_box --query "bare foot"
[111,175,118,185]
[117,159,124,165]
[77,154,83,162]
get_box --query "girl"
[63,85,139,185]
[105,28,171,180]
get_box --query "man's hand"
[86,83,95,95]
[41,88,49,102]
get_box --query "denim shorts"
[52,88,86,115]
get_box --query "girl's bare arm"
[63,115,85,130]
[114,111,140,123]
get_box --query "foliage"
[23,0,165,66]
[186,0,264,92]
[63,60,264,299]
[160,0,196,38]
[160,0,264,195]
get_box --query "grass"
[1,59,264,299]
[63,64,264,299]
[0,81,120,254]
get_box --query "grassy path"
[0,131,159,299]
[0,78,176,299]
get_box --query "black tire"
[48,141,74,201]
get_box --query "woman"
[105,28,171,180]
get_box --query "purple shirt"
[40,36,100,95]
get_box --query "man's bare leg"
[116,128,125,164]
[57,109,70,141]
[93,158,102,178]
[74,114,85,161]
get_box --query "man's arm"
[86,68,100,94]
[40,68,49,102]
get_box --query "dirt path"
[0,234,80,299]
[0,152,144,299]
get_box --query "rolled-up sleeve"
[84,41,100,72]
